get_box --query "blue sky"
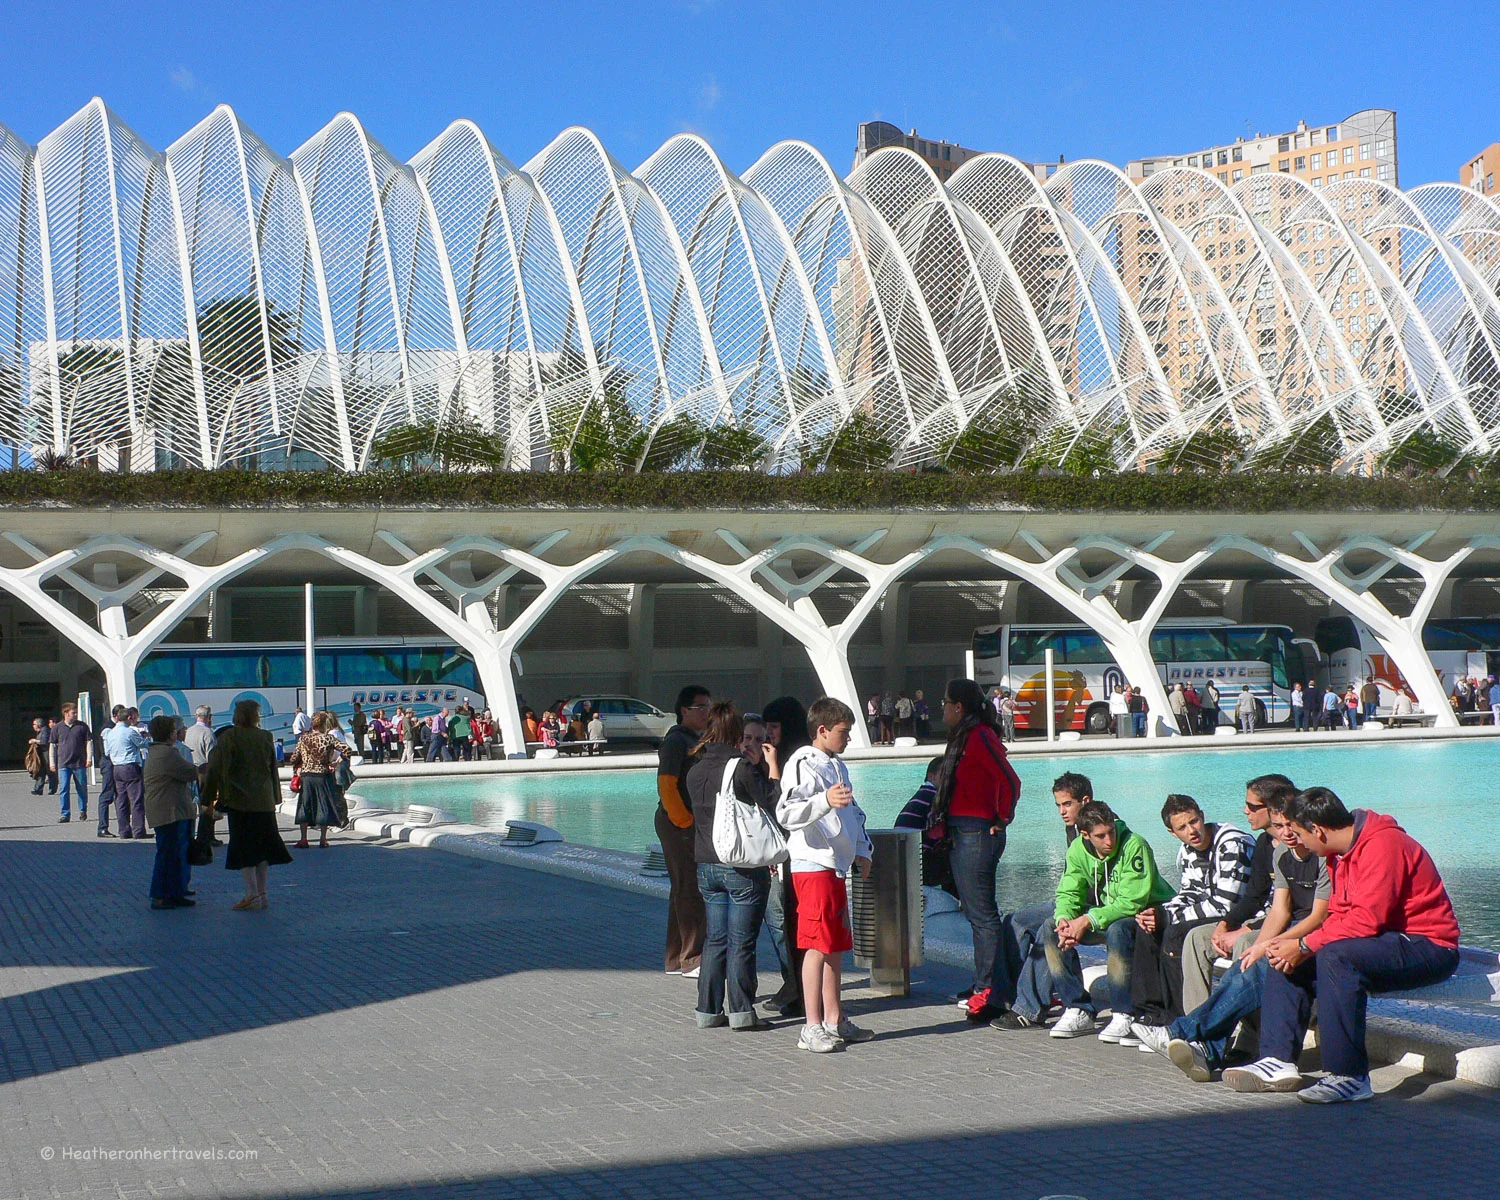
[1,0,1496,185]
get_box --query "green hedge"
[4,467,1500,512]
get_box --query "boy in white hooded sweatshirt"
[776,697,876,1053]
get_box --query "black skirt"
[225,809,294,870]
[294,773,348,829]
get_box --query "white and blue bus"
[1314,615,1500,708]
[972,619,1309,734]
[135,638,485,739]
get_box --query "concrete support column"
[353,585,379,636]
[879,581,908,695]
[755,610,783,703]
[628,584,656,701]
[1222,579,1256,623]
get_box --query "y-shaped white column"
[319,532,615,758]
[1217,532,1495,728]
[0,532,280,710]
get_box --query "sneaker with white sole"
[1132,1022,1170,1056]
[797,1024,842,1053]
[1096,1013,1134,1043]
[1048,1007,1097,1038]
[826,1018,874,1043]
[1222,1057,1302,1093]
[1298,1074,1374,1104]
[681,966,700,980]
[1167,1038,1213,1083]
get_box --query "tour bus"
[1313,615,1500,708]
[971,620,1308,734]
[134,638,486,740]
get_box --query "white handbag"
[711,758,789,868]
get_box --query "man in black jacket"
[1304,680,1324,732]
[1179,774,1294,1013]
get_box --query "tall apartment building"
[1126,109,1398,191]
[853,121,1054,183]
[1461,144,1500,196]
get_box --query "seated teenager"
[1161,794,1330,1081]
[1127,795,1253,1052]
[990,772,1090,1029]
[1223,787,1460,1103]
[1180,774,1296,1015]
[1039,800,1173,1040]
[894,757,957,898]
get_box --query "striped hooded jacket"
[1163,822,1254,924]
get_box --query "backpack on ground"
[711,759,788,869]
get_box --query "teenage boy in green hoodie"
[1043,800,1175,1040]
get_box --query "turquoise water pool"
[356,739,1500,948]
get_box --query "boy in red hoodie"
[1223,786,1459,1104]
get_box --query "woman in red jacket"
[931,678,1022,1020]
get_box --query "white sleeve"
[775,755,832,831]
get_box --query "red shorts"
[792,869,853,955]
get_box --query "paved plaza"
[1,773,1496,1200]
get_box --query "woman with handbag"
[290,711,345,849]
[932,678,1022,1021]
[203,698,292,910]
[684,702,784,1031]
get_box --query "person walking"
[53,701,92,824]
[203,698,292,911]
[143,714,200,910]
[1290,682,1306,732]
[999,689,1017,742]
[934,678,1022,1021]
[26,717,49,795]
[448,706,474,761]
[350,701,367,756]
[400,708,416,763]
[1168,683,1188,735]
[657,685,712,978]
[1321,685,1341,731]
[427,708,449,761]
[685,702,781,1030]
[1200,679,1220,734]
[104,706,149,838]
[1235,685,1258,734]
[291,711,345,849]
[1360,677,1380,724]
[182,704,219,851]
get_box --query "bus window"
[1224,628,1274,661]
[137,653,191,689]
[1314,616,1360,656]
[1061,630,1110,663]
[1149,632,1174,661]
[1172,628,1227,661]
[334,650,404,686]
[260,649,308,687]
[973,629,1005,660]
[1009,630,1061,665]
[407,648,477,691]
[1422,619,1500,651]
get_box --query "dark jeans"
[1292,705,1307,731]
[149,817,194,901]
[655,806,706,973]
[426,733,447,761]
[949,816,1007,997]
[1043,916,1136,1015]
[1260,933,1459,1077]
[1364,701,1378,723]
[998,903,1054,1020]
[96,757,116,832]
[1131,907,1216,1025]
[1171,956,1268,1069]
[763,867,798,992]
[696,862,771,1026]
[58,766,88,817]
[112,762,145,836]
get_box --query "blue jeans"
[696,862,770,1027]
[96,757,115,832]
[1291,705,1306,731]
[1170,956,1267,1069]
[998,903,1055,1020]
[1364,701,1378,722]
[149,817,194,901]
[1043,916,1136,1016]
[949,817,1007,997]
[58,766,88,817]
[1260,932,1459,1077]
[763,869,795,988]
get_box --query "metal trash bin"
[1116,713,1136,738]
[849,828,924,997]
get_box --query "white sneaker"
[797,1024,842,1053]
[826,1018,875,1043]
[1222,1057,1302,1093]
[681,966,700,980]
[1298,1074,1374,1104]
[1167,1038,1213,1083]
[1096,1013,1134,1043]
[1132,1022,1170,1056]
[1048,1007,1097,1038]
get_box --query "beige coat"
[143,742,199,827]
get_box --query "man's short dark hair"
[111,704,126,720]
[1052,771,1093,802]
[1247,773,1298,812]
[925,755,945,782]
[148,714,176,743]
[1077,800,1117,833]
[1285,786,1355,831]
[806,696,856,737]
[673,685,709,722]
[1161,793,1202,828]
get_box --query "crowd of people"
[344,698,500,762]
[864,691,931,744]
[1451,673,1500,724]
[652,676,1463,1104]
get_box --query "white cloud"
[697,75,721,112]
[170,67,196,91]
